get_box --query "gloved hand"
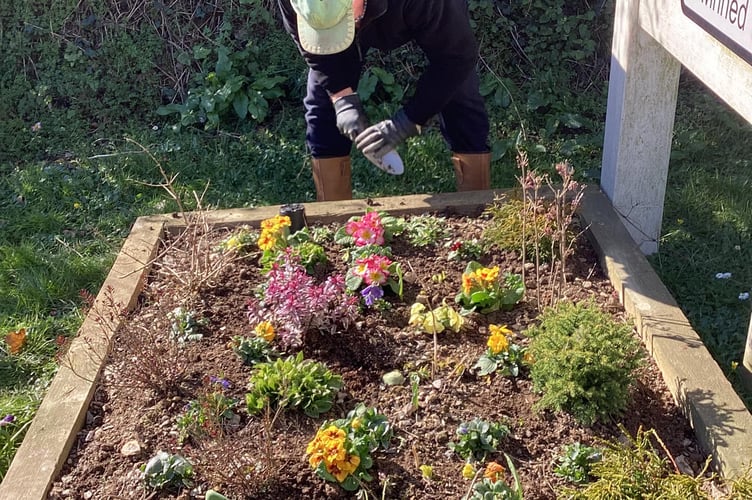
[354,109,420,159]
[333,93,368,140]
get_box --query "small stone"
[120,439,142,457]
[431,379,443,390]
[582,280,593,289]
[682,438,693,447]
[675,454,694,475]
[382,370,405,386]
[60,489,72,497]
[83,491,93,499]
[84,430,95,442]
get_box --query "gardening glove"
[354,109,420,159]
[333,93,368,140]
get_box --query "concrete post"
[601,0,681,255]
[741,314,752,391]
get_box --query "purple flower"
[210,376,231,389]
[0,414,15,426]
[361,284,384,307]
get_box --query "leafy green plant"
[448,418,510,462]
[554,442,603,484]
[167,306,204,343]
[528,301,643,426]
[558,427,709,499]
[245,352,342,418]
[176,377,239,443]
[157,41,286,129]
[141,451,193,490]
[230,335,277,366]
[403,215,450,247]
[473,324,529,377]
[456,262,525,313]
[306,403,393,491]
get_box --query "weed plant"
[527,301,643,426]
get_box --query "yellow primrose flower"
[462,462,476,479]
[257,231,276,251]
[254,321,275,342]
[488,330,510,354]
[420,464,434,479]
[351,417,362,430]
[489,324,513,337]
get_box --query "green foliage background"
[0,0,751,482]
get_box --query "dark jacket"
[277,0,480,125]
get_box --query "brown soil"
[49,211,703,500]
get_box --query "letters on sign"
[682,0,752,64]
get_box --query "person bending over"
[277,0,491,200]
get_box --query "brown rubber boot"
[452,152,492,191]
[311,156,352,201]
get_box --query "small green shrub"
[448,418,510,463]
[245,352,342,418]
[554,442,602,484]
[558,427,709,499]
[528,301,643,425]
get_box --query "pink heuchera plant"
[353,255,391,286]
[247,253,359,348]
[345,211,385,246]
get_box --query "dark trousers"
[304,68,490,158]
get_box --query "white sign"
[682,0,752,64]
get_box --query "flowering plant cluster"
[345,211,385,246]
[247,254,359,347]
[346,253,404,307]
[336,211,405,307]
[473,324,531,377]
[456,261,525,313]
[175,376,239,443]
[306,403,393,491]
[408,301,464,334]
[257,215,291,252]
